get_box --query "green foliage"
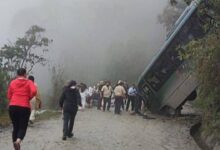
[35,110,61,121]
[0,112,10,127]
[181,0,220,133]
[0,70,8,114]
[0,25,52,77]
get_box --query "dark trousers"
[103,97,111,111]
[63,110,77,137]
[126,96,135,111]
[8,106,31,142]
[115,96,123,114]
[135,95,143,114]
[97,96,102,110]
[121,99,125,110]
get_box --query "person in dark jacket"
[59,80,82,140]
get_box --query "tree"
[181,0,220,133]
[0,69,8,114]
[158,0,187,32]
[0,25,52,77]
[170,0,177,6]
[48,64,66,109]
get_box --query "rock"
[213,144,220,150]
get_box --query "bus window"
[166,47,183,67]
[145,72,161,91]
[174,14,203,45]
[155,57,175,79]
[146,55,178,91]
[142,84,152,96]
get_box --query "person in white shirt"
[79,83,89,110]
[126,84,137,112]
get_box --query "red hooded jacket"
[7,77,37,108]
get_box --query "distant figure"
[28,75,42,124]
[126,84,137,112]
[101,81,113,112]
[92,86,100,107]
[7,68,37,150]
[87,86,94,108]
[114,81,126,114]
[122,81,129,111]
[133,89,144,116]
[59,80,82,140]
[79,83,88,109]
[97,81,105,110]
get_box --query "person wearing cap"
[59,80,82,140]
[101,81,113,112]
[7,68,37,150]
[113,81,126,114]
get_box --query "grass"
[0,110,61,127]
[0,112,10,127]
[35,110,61,122]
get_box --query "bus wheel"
[175,106,182,116]
[186,90,197,101]
[161,106,176,116]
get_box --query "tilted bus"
[137,0,206,115]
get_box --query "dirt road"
[0,108,200,150]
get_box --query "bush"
[0,70,8,115]
[182,0,220,133]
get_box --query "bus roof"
[137,0,202,86]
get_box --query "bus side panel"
[156,68,188,105]
[164,74,197,110]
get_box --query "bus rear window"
[166,48,183,67]
[145,56,177,91]
[145,72,162,91]
[142,84,153,97]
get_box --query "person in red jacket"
[7,68,37,150]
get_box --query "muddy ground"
[0,107,200,150]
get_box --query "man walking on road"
[59,80,82,140]
[101,81,112,112]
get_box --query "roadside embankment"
[191,122,220,150]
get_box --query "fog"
[0,0,169,97]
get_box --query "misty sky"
[0,0,170,97]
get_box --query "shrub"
[0,70,8,115]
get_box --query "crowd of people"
[7,68,145,150]
[73,80,145,115]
